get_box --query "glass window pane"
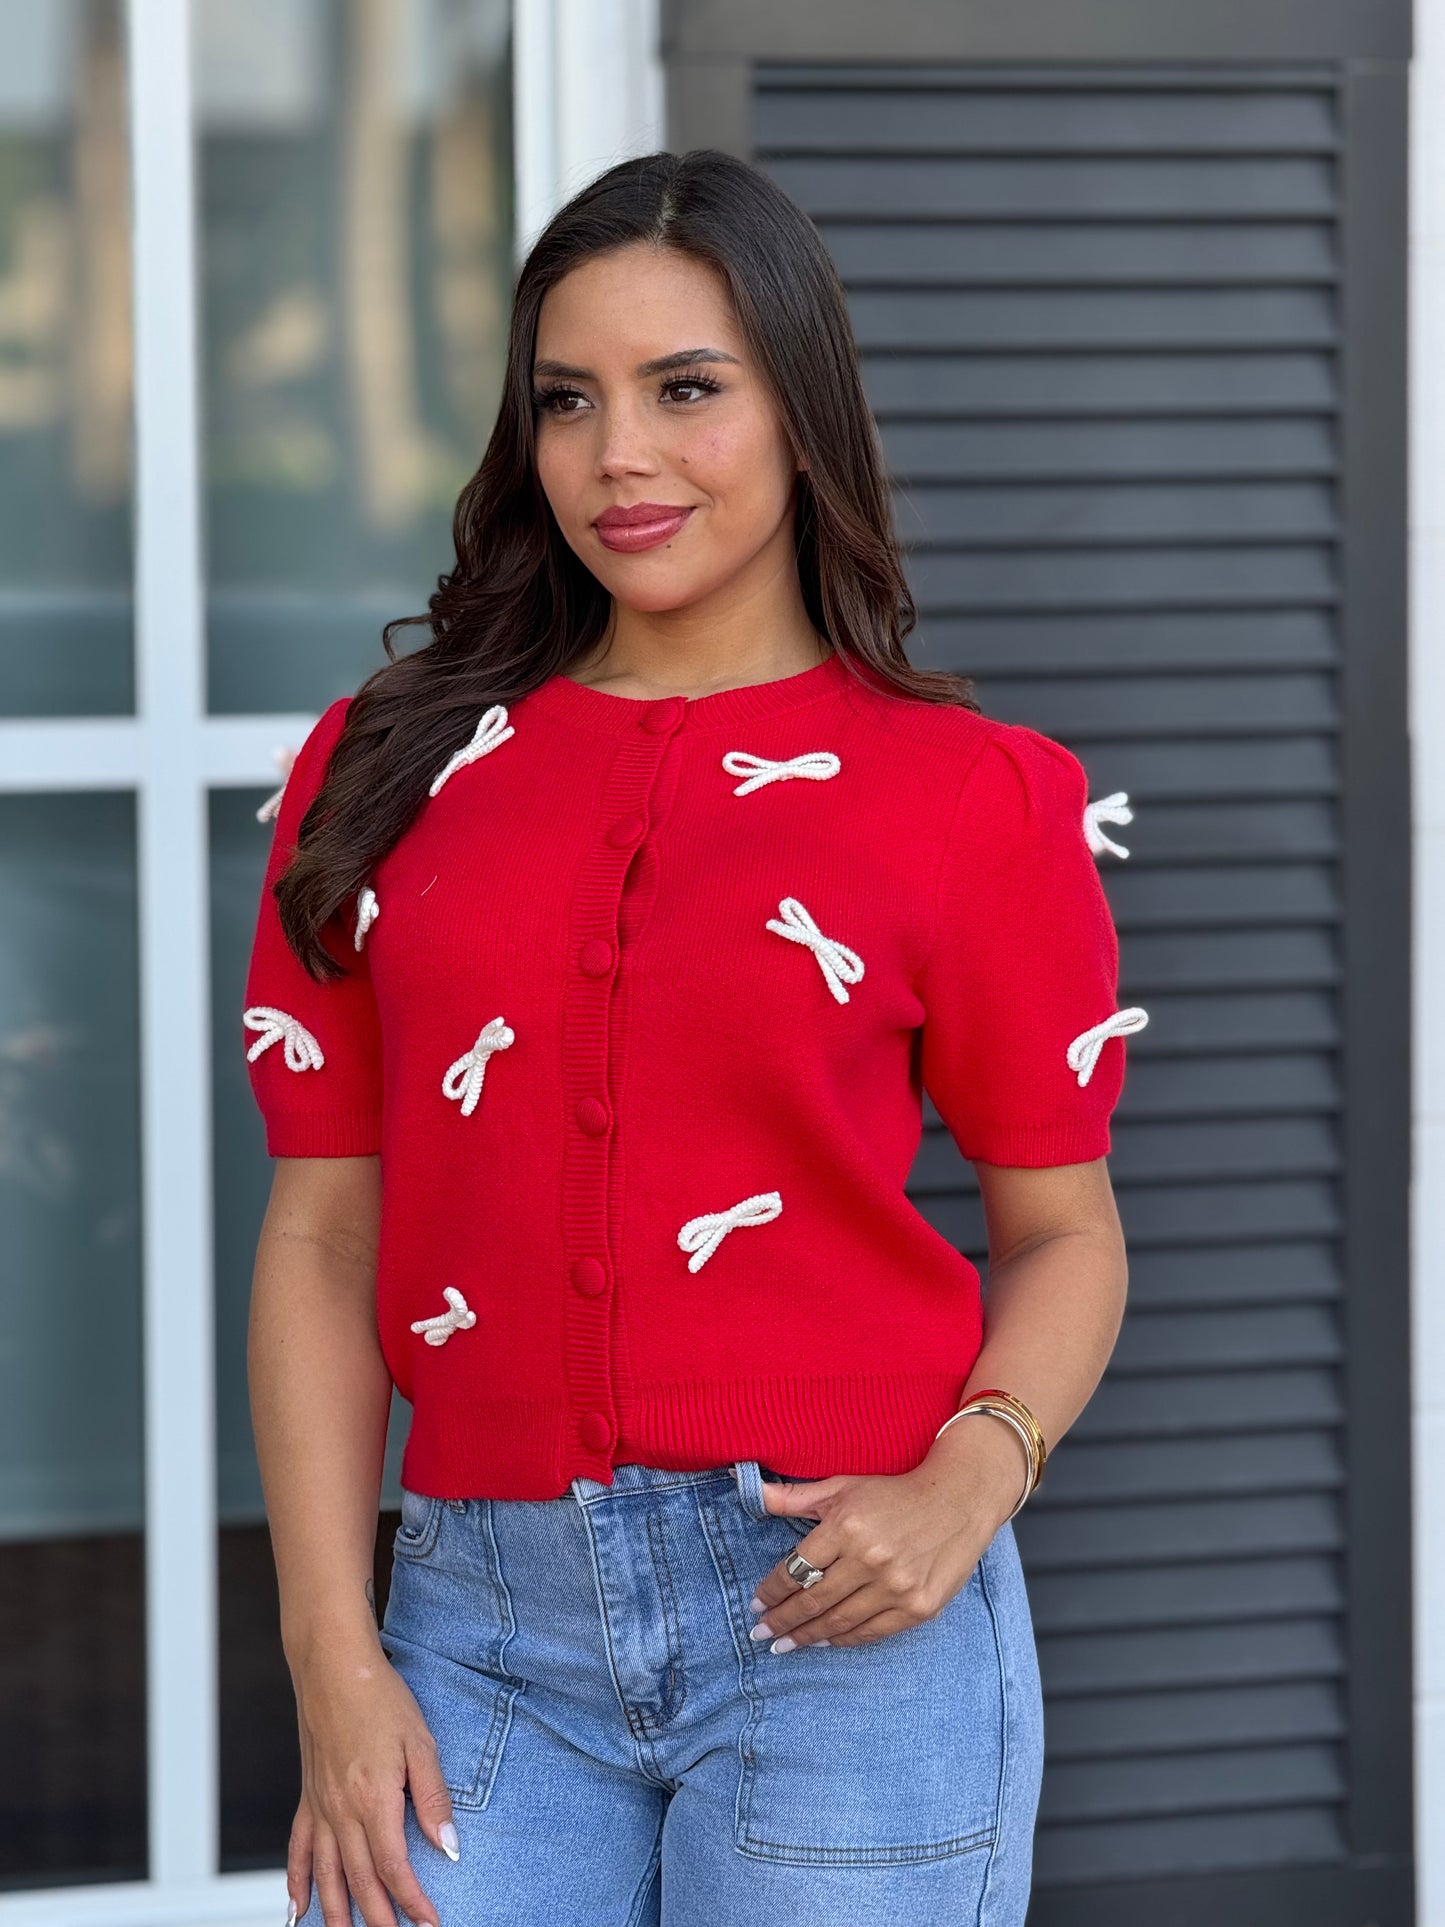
[199,0,513,715]
[211,782,414,1869]
[0,791,144,1887]
[0,0,134,719]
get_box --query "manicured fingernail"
[749,1620,773,1641]
[771,1635,797,1653]
[285,1902,297,1927]
[748,1594,765,1613]
[438,1820,460,1859]
[815,1638,832,1646]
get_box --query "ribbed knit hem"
[264,1108,384,1156]
[959,1116,1112,1166]
[399,1369,977,1500]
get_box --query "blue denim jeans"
[298,1458,1044,1926]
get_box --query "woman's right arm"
[249,1153,457,1927]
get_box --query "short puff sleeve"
[240,695,384,1157]
[917,722,1144,1167]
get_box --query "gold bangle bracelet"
[962,1388,1049,1477]
[956,1388,1048,1484]
[933,1388,1049,1518]
[940,1405,1035,1517]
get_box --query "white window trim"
[0,715,329,790]
[131,0,214,1896]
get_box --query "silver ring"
[785,1548,825,1589]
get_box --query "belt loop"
[732,1458,767,1519]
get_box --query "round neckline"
[523,649,856,737]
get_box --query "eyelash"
[531,370,723,415]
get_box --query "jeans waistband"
[570,1459,757,1506]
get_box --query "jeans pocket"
[393,1484,444,1560]
[731,1522,1013,1865]
[380,1497,522,1810]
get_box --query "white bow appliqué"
[442,1016,515,1115]
[354,885,379,950]
[721,749,841,796]
[242,1005,324,1072]
[1084,791,1133,860]
[766,896,864,1004]
[429,705,515,797]
[255,744,300,823]
[1066,1006,1149,1086]
[677,1190,783,1273]
[410,1286,477,1347]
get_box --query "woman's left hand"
[747,1413,1030,1651]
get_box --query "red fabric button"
[579,938,614,976]
[606,815,645,848]
[579,1411,612,1451]
[574,1096,610,1135]
[572,1256,608,1296]
[640,697,686,733]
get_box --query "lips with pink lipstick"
[593,501,695,553]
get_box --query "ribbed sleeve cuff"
[263,1108,384,1157]
[959,1116,1112,1167]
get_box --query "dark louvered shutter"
[668,18,1410,1918]
[756,57,1356,1885]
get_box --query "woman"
[243,148,1144,1927]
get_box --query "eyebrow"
[531,347,742,380]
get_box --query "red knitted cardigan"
[241,651,1142,1499]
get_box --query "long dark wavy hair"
[278,146,979,982]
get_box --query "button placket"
[560,696,686,1470]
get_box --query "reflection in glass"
[201,0,514,715]
[0,792,144,1885]
[210,786,414,1868]
[0,0,134,718]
